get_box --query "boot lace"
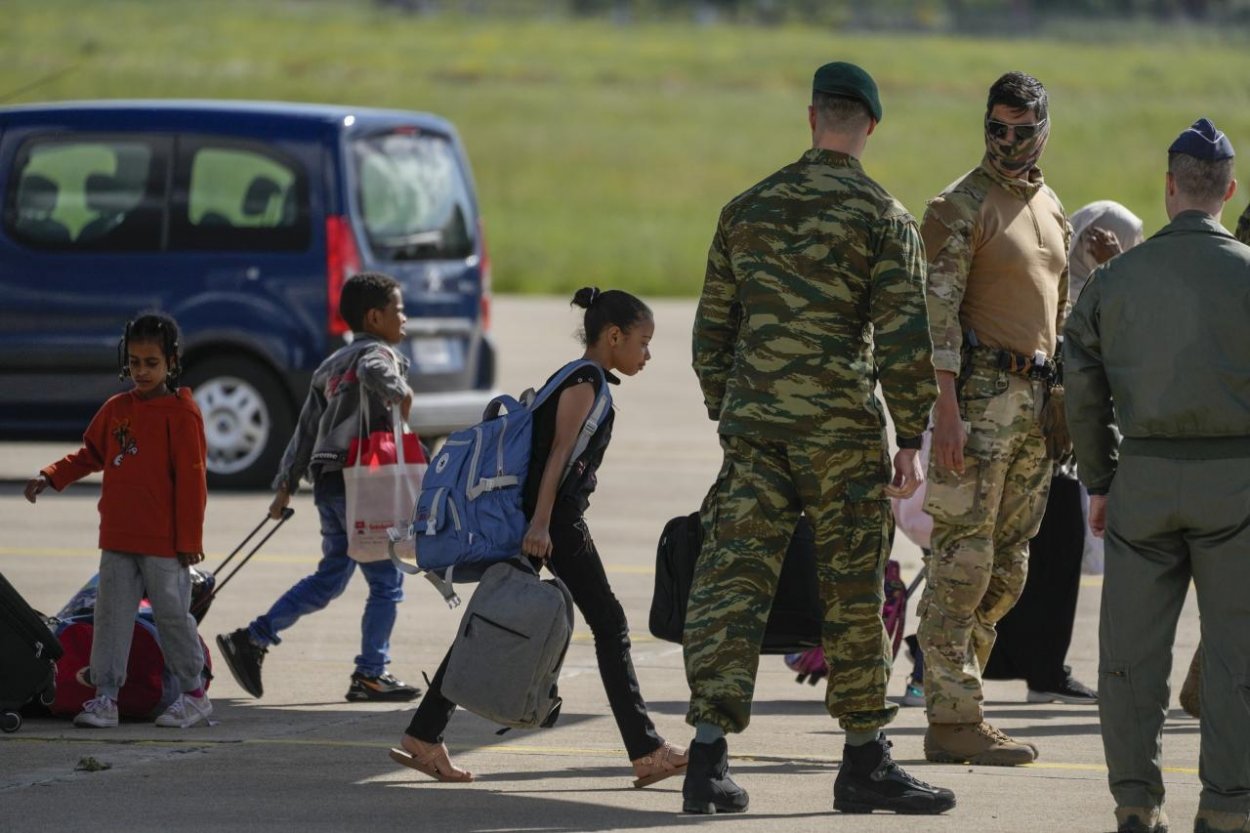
[876,738,940,790]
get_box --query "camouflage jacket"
[921,161,1070,375]
[692,148,936,445]
[1064,211,1250,494]
[1236,200,1250,245]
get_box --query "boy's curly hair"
[339,272,401,333]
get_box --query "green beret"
[812,61,882,122]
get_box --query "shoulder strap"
[536,360,611,486]
[527,359,608,412]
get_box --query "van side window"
[3,138,165,251]
[171,139,310,251]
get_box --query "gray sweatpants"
[91,550,205,700]
[1099,454,1250,817]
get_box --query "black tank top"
[521,364,618,521]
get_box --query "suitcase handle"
[191,508,294,619]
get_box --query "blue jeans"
[248,475,404,677]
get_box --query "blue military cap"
[1168,118,1235,160]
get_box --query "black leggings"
[983,475,1085,690]
[405,514,664,760]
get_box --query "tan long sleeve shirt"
[921,162,1070,374]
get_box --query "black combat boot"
[833,733,956,815]
[681,738,749,814]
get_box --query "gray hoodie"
[273,334,411,492]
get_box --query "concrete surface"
[0,296,1203,833]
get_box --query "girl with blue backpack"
[389,287,688,787]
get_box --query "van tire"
[184,357,295,490]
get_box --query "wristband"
[896,435,924,450]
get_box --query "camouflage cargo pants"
[684,433,897,734]
[919,358,1051,724]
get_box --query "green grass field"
[6,1,1250,295]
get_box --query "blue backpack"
[389,360,612,605]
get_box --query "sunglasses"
[986,118,1048,142]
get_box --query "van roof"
[0,99,458,137]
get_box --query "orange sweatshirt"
[43,388,208,557]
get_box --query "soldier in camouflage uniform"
[1236,200,1250,244]
[917,71,1070,766]
[1066,118,1250,833]
[680,61,955,817]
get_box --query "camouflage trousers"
[918,358,1051,724]
[684,433,897,734]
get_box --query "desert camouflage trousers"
[684,433,897,734]
[919,357,1051,724]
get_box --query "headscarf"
[1067,200,1145,301]
[984,118,1050,180]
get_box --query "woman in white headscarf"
[1068,200,1145,302]
[1065,201,1144,577]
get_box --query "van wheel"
[184,358,295,490]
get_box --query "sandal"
[389,737,474,783]
[631,740,688,788]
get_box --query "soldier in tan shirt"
[916,71,1071,767]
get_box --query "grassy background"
[6,0,1250,295]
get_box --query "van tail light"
[325,215,361,338]
[478,218,492,333]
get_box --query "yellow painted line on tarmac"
[0,545,318,565]
[0,546,657,574]
[1,734,1200,776]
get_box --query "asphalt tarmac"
[0,297,1203,833]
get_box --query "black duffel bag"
[648,512,822,654]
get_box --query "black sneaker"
[681,738,749,815]
[1027,669,1098,705]
[834,733,956,815]
[215,629,266,698]
[345,672,420,702]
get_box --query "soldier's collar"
[979,157,1045,197]
[802,148,863,169]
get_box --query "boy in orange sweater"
[25,313,211,729]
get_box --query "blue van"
[0,100,497,488]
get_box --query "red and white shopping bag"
[344,402,427,562]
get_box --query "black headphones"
[117,316,182,382]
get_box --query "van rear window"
[352,131,474,260]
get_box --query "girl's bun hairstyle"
[570,286,651,346]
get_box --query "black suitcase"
[649,512,822,654]
[0,572,64,733]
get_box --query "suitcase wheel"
[39,684,57,707]
[1,711,21,733]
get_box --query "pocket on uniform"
[922,455,984,524]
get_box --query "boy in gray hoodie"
[216,272,420,702]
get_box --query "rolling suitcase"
[0,572,64,733]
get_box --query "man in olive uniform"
[917,71,1069,766]
[681,61,955,817]
[1066,118,1250,833]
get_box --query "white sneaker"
[155,693,213,728]
[74,695,119,728]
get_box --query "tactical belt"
[972,345,1057,382]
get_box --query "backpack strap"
[527,360,612,486]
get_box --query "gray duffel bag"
[442,558,573,729]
